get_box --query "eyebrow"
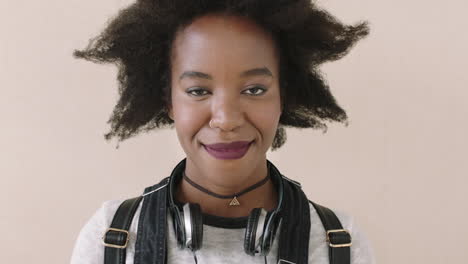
[178,67,273,81]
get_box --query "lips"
[204,141,252,150]
[203,140,254,160]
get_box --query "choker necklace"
[182,170,270,206]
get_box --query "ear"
[167,105,174,121]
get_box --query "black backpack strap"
[277,177,311,264]
[134,178,170,264]
[309,201,352,264]
[103,196,143,264]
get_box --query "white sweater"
[70,199,376,264]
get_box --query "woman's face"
[168,14,281,180]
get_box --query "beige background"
[1,0,467,263]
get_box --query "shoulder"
[76,200,126,234]
[70,199,142,264]
[308,202,376,264]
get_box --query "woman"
[70,1,374,263]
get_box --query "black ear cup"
[173,203,203,251]
[259,211,279,256]
[170,205,186,249]
[244,208,268,256]
[188,203,203,251]
[244,208,261,255]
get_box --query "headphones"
[167,159,284,257]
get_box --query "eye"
[186,88,210,97]
[243,86,267,96]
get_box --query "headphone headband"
[167,158,285,255]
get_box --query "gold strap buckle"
[326,229,352,248]
[102,228,130,249]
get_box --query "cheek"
[247,99,281,139]
[172,92,208,141]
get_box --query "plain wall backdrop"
[1,0,467,263]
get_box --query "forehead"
[171,14,279,75]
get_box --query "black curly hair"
[73,0,369,150]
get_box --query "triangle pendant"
[229,196,240,206]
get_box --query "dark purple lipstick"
[203,140,253,160]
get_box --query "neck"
[175,159,278,218]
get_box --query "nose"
[209,94,245,131]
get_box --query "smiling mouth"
[202,140,254,160]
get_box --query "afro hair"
[74,0,370,150]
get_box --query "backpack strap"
[100,175,350,264]
[276,177,311,264]
[103,196,143,264]
[309,201,352,264]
